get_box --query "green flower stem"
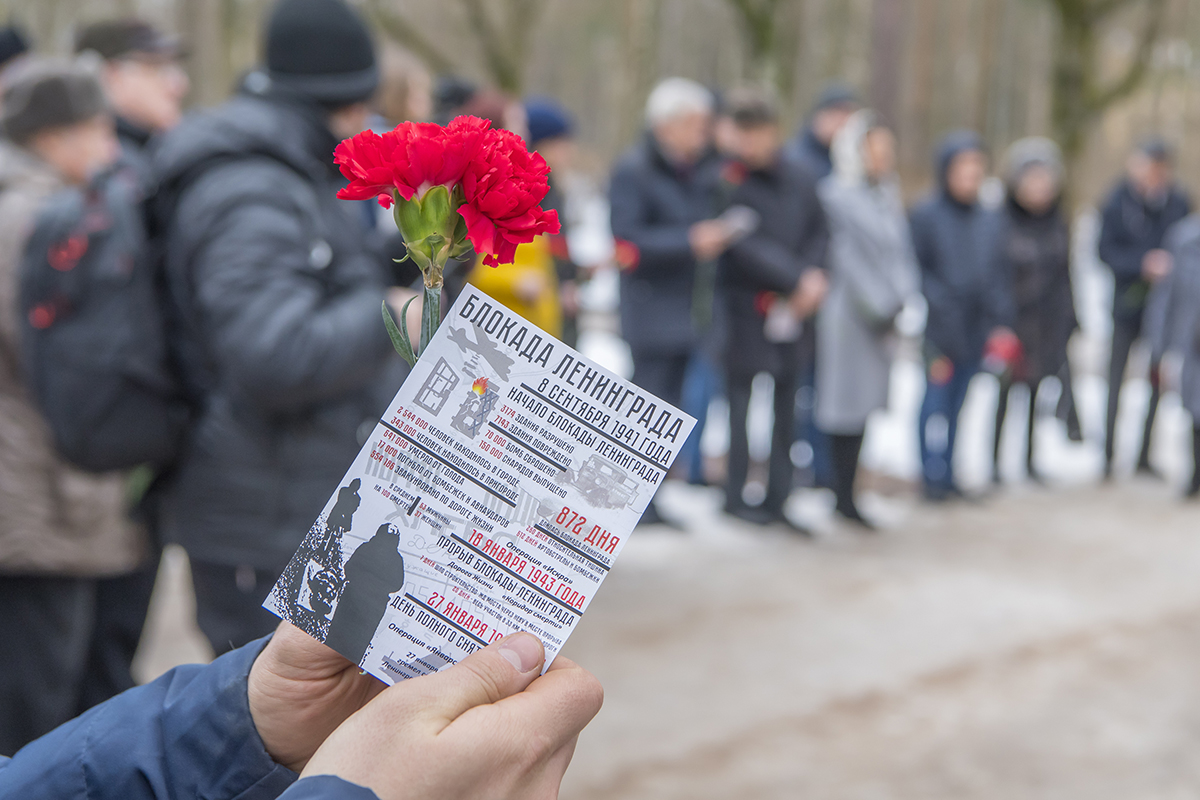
[420,284,440,356]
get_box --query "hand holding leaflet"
[264,286,696,683]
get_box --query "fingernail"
[498,632,543,673]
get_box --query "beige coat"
[0,141,145,576]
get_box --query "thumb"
[405,632,546,727]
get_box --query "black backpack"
[18,165,191,473]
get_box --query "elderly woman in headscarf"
[989,137,1076,484]
[815,111,918,529]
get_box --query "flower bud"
[391,184,469,288]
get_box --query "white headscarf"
[830,109,878,188]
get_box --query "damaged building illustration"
[414,357,459,416]
[451,377,498,438]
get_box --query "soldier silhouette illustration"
[324,522,406,666]
[326,478,361,537]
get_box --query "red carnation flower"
[334,115,558,270]
[458,126,560,267]
[334,116,491,208]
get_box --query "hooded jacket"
[609,133,723,356]
[909,131,1008,364]
[152,90,407,570]
[992,138,1076,382]
[0,140,144,576]
[1097,174,1190,322]
[816,111,919,433]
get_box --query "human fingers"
[452,656,603,753]
[400,632,546,728]
[250,622,387,772]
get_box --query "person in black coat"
[911,131,1009,501]
[990,138,1077,484]
[1097,137,1191,479]
[610,78,729,526]
[719,89,828,531]
[152,0,411,652]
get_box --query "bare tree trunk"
[179,0,228,108]
[973,0,1003,137]
[1048,0,1167,208]
[901,0,938,179]
[870,0,906,125]
[616,0,661,147]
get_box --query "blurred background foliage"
[6,0,1200,204]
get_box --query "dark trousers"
[77,556,159,710]
[190,560,284,654]
[630,351,689,409]
[0,561,159,756]
[630,351,690,523]
[726,370,798,514]
[680,351,723,484]
[1105,315,1159,469]
[919,359,977,492]
[1191,424,1200,494]
[993,378,1038,478]
[829,432,865,516]
[0,576,95,755]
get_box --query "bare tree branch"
[1087,0,1166,112]
[1088,0,1144,24]
[458,0,522,92]
[366,0,455,75]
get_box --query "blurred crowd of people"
[0,0,1197,764]
[614,77,1197,533]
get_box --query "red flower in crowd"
[459,126,560,267]
[334,116,490,208]
[333,116,558,267]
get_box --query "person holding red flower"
[609,77,729,527]
[717,88,829,533]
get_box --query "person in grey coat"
[816,111,918,528]
[1148,215,1200,497]
[153,0,411,651]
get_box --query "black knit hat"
[265,0,378,106]
[2,57,108,144]
[75,19,180,61]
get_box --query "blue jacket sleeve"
[1096,187,1146,283]
[279,775,379,800]
[0,638,297,800]
[608,161,695,276]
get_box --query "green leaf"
[383,299,417,367]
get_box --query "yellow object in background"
[467,236,562,337]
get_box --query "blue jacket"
[0,638,378,800]
[784,126,833,181]
[610,134,722,356]
[909,131,1009,364]
[1097,177,1190,322]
